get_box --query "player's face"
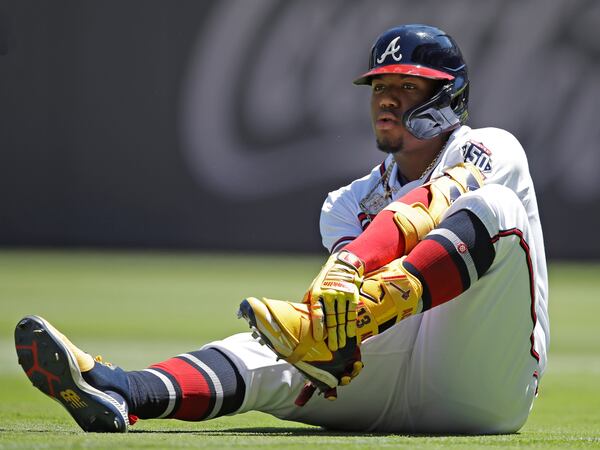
[370,74,440,153]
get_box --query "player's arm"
[306,163,485,351]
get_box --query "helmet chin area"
[403,84,463,140]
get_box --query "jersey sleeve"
[320,159,392,253]
[320,186,363,253]
[468,128,533,208]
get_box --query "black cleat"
[14,316,129,432]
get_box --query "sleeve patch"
[462,140,492,173]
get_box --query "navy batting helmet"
[354,24,469,140]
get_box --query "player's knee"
[443,184,528,239]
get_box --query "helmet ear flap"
[403,83,461,140]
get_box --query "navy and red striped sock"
[83,348,245,421]
[402,209,495,310]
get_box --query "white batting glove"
[304,250,365,351]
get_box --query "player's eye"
[372,84,385,93]
[402,83,417,90]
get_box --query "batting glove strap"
[335,250,365,275]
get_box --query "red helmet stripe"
[354,64,454,85]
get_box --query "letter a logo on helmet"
[376,36,402,64]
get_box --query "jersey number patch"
[462,140,492,173]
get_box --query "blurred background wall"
[1,0,598,258]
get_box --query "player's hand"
[304,250,364,351]
[294,342,364,406]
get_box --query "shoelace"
[93,355,112,367]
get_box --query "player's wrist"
[333,250,365,278]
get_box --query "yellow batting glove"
[305,250,364,351]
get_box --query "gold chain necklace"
[360,141,447,220]
[418,134,451,180]
[418,148,443,180]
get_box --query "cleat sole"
[14,316,128,433]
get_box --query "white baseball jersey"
[320,125,549,375]
[210,125,550,433]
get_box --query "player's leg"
[234,184,542,432]
[223,204,499,429]
[274,184,541,433]
[401,184,543,434]
[14,182,541,433]
[14,317,246,432]
[205,326,420,431]
[282,163,485,359]
[86,347,246,423]
[14,315,405,432]
[236,167,495,400]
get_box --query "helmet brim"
[353,64,455,85]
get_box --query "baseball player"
[14,24,548,434]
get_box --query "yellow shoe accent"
[239,297,351,389]
[240,297,332,365]
[42,320,95,372]
[94,355,113,367]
